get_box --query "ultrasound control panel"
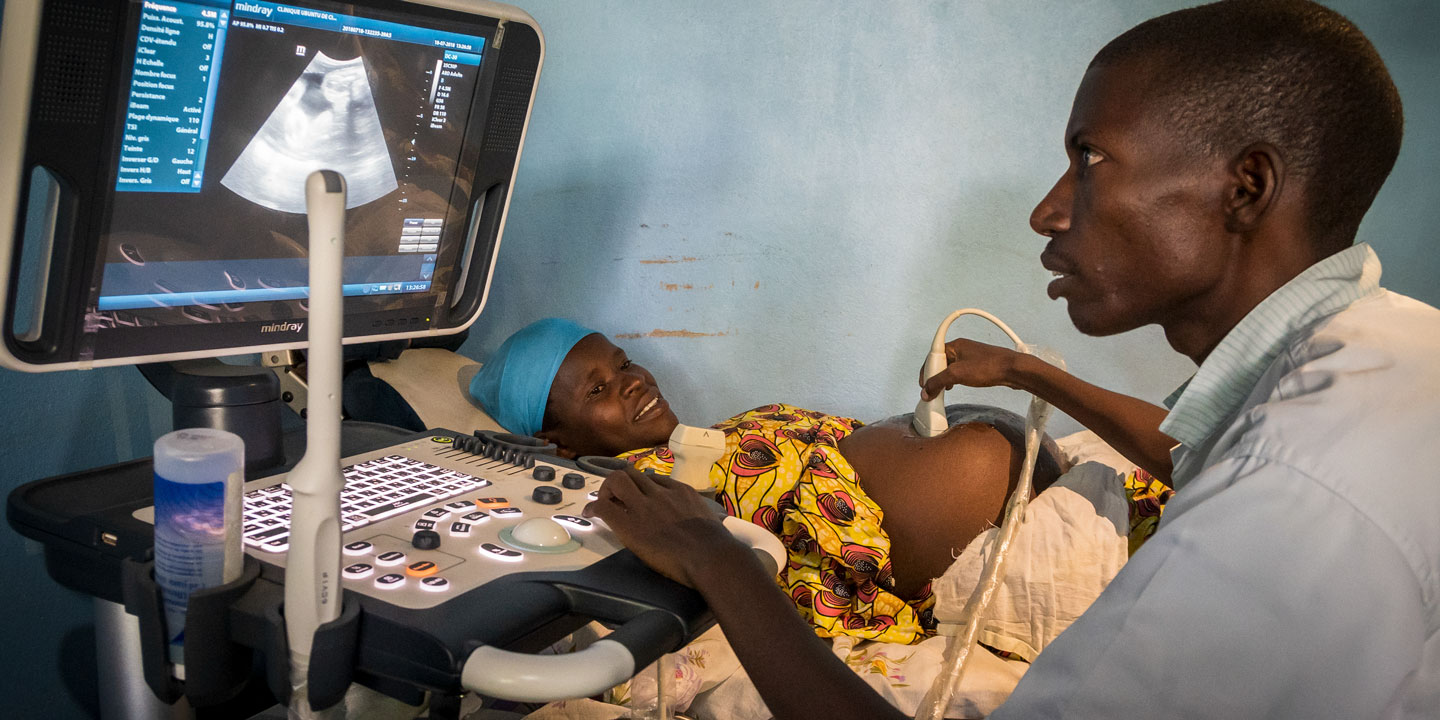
[134,432,622,610]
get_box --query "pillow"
[1056,428,1139,475]
[368,348,505,434]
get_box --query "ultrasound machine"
[0,1,776,717]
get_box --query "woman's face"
[538,334,679,458]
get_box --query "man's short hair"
[1092,0,1403,253]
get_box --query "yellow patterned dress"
[621,404,936,645]
[619,404,1176,648]
[1123,467,1173,557]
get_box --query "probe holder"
[263,594,364,710]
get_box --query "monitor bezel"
[0,0,544,371]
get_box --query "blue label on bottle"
[154,475,226,536]
[153,473,228,653]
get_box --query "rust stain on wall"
[660,283,695,291]
[754,281,760,289]
[639,256,699,265]
[614,328,729,340]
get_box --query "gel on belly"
[152,428,244,676]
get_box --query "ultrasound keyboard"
[242,454,496,553]
[135,431,626,611]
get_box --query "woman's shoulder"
[726,403,860,426]
[716,404,864,443]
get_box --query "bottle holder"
[121,553,364,711]
[121,554,262,706]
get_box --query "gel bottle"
[152,428,244,677]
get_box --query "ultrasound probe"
[284,170,347,716]
[912,308,1025,437]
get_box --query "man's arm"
[585,467,907,720]
[922,338,1177,481]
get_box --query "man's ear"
[1225,143,1285,234]
[535,429,577,459]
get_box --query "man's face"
[1030,61,1234,340]
[540,334,679,458]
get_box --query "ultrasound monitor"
[0,0,543,370]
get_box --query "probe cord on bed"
[913,314,1061,720]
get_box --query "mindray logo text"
[260,322,304,333]
[235,2,273,18]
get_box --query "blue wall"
[463,0,1440,432]
[2,2,1436,717]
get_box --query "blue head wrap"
[469,318,598,437]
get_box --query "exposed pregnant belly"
[837,418,1044,599]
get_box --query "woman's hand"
[919,338,1027,400]
[582,466,743,588]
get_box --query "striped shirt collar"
[1159,243,1383,449]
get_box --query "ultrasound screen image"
[221,51,398,213]
[93,0,488,323]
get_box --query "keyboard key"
[343,563,374,580]
[478,543,522,561]
[419,576,450,593]
[375,573,406,589]
[362,492,438,518]
[406,561,439,577]
[553,514,593,529]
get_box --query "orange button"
[475,496,510,509]
[406,560,439,577]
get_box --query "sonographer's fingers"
[599,466,645,505]
[583,465,730,588]
[920,338,1021,400]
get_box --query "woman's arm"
[922,338,1176,481]
[584,467,907,720]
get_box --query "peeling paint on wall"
[614,328,730,339]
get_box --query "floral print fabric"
[1123,467,1173,557]
[621,404,936,645]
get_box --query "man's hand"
[582,465,743,588]
[920,337,1026,400]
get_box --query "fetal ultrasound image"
[104,20,474,265]
[91,15,482,334]
[220,52,398,214]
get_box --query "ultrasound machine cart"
[1,0,728,716]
